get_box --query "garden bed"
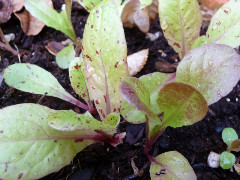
[1,1,240,179]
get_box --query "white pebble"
[208,152,220,168]
[226,98,230,102]
[4,33,15,42]
[146,32,161,41]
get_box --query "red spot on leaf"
[0,130,3,133]
[74,64,81,70]
[115,62,119,68]
[27,65,31,70]
[96,100,99,104]
[54,140,58,143]
[113,108,117,112]
[96,51,99,54]
[224,9,229,13]
[86,120,90,124]
[5,163,8,172]
[81,45,84,50]
[104,95,107,103]
[91,25,94,28]
[18,173,23,179]
[75,139,83,143]
[173,42,181,48]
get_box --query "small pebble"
[226,98,230,102]
[146,32,161,41]
[4,33,15,42]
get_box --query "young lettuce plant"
[120,0,240,178]
[0,0,128,179]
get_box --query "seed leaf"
[222,128,238,147]
[82,0,129,120]
[0,103,95,180]
[48,110,119,135]
[4,63,89,110]
[176,43,240,105]
[206,0,240,48]
[157,82,208,128]
[150,151,197,180]
[56,43,75,69]
[158,0,202,58]
[25,0,76,40]
[220,151,236,169]
[69,56,93,107]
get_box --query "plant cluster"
[0,0,240,179]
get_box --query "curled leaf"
[45,40,65,56]
[15,0,53,36]
[150,151,197,180]
[127,49,149,76]
[176,43,240,105]
[69,56,92,107]
[0,104,94,180]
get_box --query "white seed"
[146,32,161,41]
[4,33,15,42]
[208,151,220,168]
[236,98,239,102]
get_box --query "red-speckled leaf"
[77,0,102,12]
[69,56,93,107]
[82,0,128,120]
[4,63,90,111]
[150,151,197,180]
[157,82,208,128]
[48,110,119,135]
[206,0,240,48]
[158,0,202,59]
[176,43,240,105]
[0,104,95,180]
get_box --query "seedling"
[120,0,240,179]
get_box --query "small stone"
[208,152,220,168]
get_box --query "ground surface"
[0,1,240,180]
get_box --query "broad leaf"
[150,151,197,180]
[25,0,76,40]
[82,0,129,120]
[222,128,238,147]
[69,56,92,107]
[48,110,119,135]
[77,0,102,12]
[4,63,90,111]
[220,151,236,169]
[158,0,202,58]
[56,43,75,69]
[0,104,94,180]
[206,0,240,48]
[157,82,208,128]
[120,72,173,124]
[176,43,240,105]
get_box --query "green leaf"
[157,82,208,128]
[0,104,95,180]
[220,151,236,169]
[140,0,152,8]
[25,0,76,40]
[120,72,173,124]
[206,0,240,48]
[4,63,90,111]
[158,0,202,58]
[48,110,118,135]
[82,0,129,120]
[77,0,103,12]
[176,43,240,105]
[69,56,92,107]
[120,77,161,138]
[222,128,238,147]
[192,35,208,49]
[150,151,197,180]
[56,43,75,69]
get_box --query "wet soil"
[1,1,240,180]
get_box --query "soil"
[1,1,240,180]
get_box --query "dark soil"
[1,1,240,180]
